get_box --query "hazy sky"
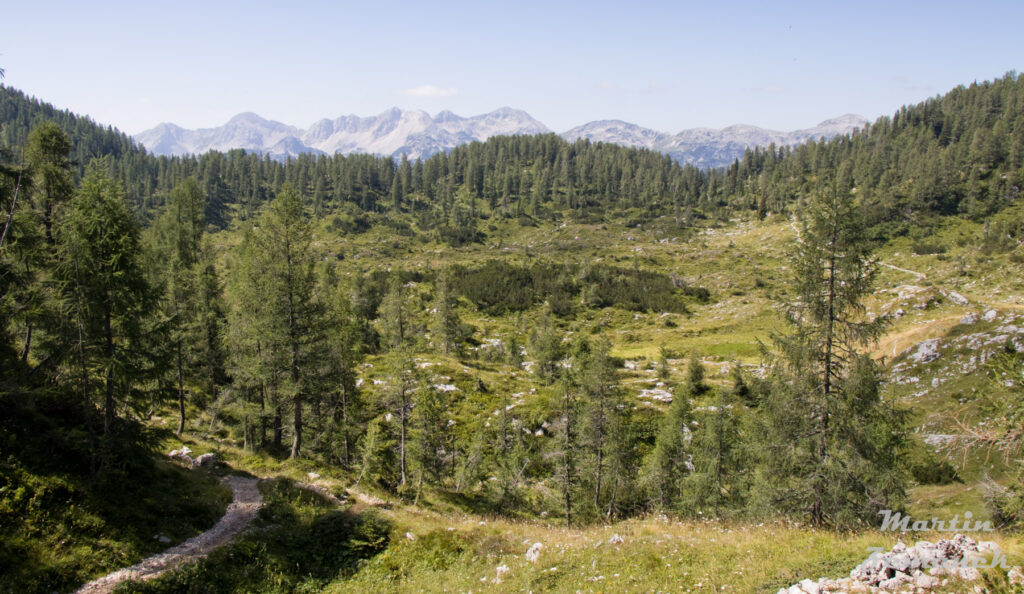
[4,0,1022,135]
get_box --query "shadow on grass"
[116,478,392,593]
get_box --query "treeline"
[3,73,1024,242]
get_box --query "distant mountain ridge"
[134,109,867,168]
[561,114,868,168]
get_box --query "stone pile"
[778,534,1018,593]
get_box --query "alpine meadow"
[4,65,1024,593]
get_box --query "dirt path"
[74,475,263,594]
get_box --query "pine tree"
[761,181,907,526]
[151,177,209,434]
[25,121,73,249]
[576,338,624,516]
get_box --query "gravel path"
[74,475,263,594]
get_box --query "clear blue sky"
[3,0,1022,135]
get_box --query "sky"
[3,0,1022,136]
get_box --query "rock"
[307,472,321,480]
[525,542,543,563]
[798,578,820,593]
[154,534,172,544]
[914,573,939,589]
[956,566,981,581]
[909,339,941,363]
[168,447,194,465]
[983,309,998,322]
[494,563,510,583]
[889,552,912,572]
[608,533,624,544]
[1008,565,1024,586]
[193,453,217,467]
[404,531,416,541]
[946,290,970,306]
[960,313,978,325]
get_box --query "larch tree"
[58,161,154,436]
[760,179,907,526]
[242,183,327,459]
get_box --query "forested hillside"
[5,72,1023,234]
[1,74,1024,592]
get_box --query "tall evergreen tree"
[57,161,155,436]
[760,181,907,526]
[237,183,327,458]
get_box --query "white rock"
[1008,565,1024,586]
[307,472,321,480]
[947,291,969,305]
[960,313,978,325]
[609,533,624,544]
[914,573,939,589]
[525,542,543,563]
[983,309,998,322]
[956,566,981,581]
[404,531,416,541]
[909,339,941,363]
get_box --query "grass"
[106,484,1024,593]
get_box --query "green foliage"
[641,360,700,511]
[450,259,692,316]
[758,185,909,527]
[686,389,747,516]
[58,160,158,436]
[0,391,229,592]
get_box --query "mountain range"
[134,109,868,169]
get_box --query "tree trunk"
[103,303,115,435]
[399,391,408,486]
[339,384,350,466]
[563,388,573,527]
[813,220,840,526]
[20,323,31,363]
[290,395,302,458]
[176,344,186,435]
[274,406,283,448]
